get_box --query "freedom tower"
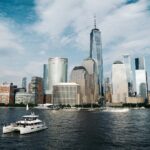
[90,17,103,96]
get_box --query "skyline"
[0,0,150,86]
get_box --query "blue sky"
[0,0,150,86]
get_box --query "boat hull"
[20,124,48,134]
[3,124,48,135]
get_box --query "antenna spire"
[94,15,96,29]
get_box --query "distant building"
[29,77,44,104]
[82,58,99,103]
[43,57,68,103]
[43,64,48,93]
[135,70,147,99]
[135,57,148,99]
[112,61,128,104]
[126,97,145,104]
[47,57,68,94]
[70,66,90,104]
[123,55,133,95]
[53,83,80,106]
[90,18,103,96]
[15,92,35,104]
[22,77,27,91]
[0,83,17,105]
[104,77,112,103]
[148,91,150,104]
[135,57,145,70]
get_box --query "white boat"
[3,112,47,135]
[34,103,53,110]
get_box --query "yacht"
[3,112,48,135]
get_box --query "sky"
[0,0,150,87]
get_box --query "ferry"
[3,112,47,135]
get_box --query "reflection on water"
[0,108,150,150]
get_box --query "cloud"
[0,0,150,85]
[102,0,150,64]
[0,20,24,56]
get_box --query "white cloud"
[0,0,150,85]
[0,21,24,55]
[32,0,150,81]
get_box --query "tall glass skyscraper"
[135,57,147,99]
[123,55,133,95]
[112,61,128,103]
[22,77,27,91]
[90,21,103,96]
[47,57,68,94]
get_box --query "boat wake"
[102,108,129,113]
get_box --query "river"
[0,107,150,150]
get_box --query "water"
[0,108,150,150]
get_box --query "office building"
[123,55,133,95]
[53,82,80,106]
[45,57,68,94]
[135,57,145,70]
[0,83,16,105]
[43,64,48,93]
[70,66,90,104]
[28,76,44,104]
[135,70,147,99]
[104,77,112,103]
[90,18,103,96]
[82,58,99,103]
[112,61,128,104]
[15,92,35,104]
[22,77,27,91]
[135,57,148,99]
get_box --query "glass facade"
[53,83,80,106]
[70,66,91,104]
[135,70,147,99]
[135,57,147,99]
[22,77,27,90]
[112,62,128,103]
[90,28,103,96]
[43,64,48,93]
[82,58,99,103]
[123,55,133,95]
[47,57,68,94]
[135,57,145,70]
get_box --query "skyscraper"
[82,58,99,103]
[22,77,27,91]
[70,66,90,104]
[28,76,44,104]
[47,57,68,94]
[135,57,147,99]
[123,55,133,95]
[90,17,103,96]
[112,61,128,104]
[135,57,145,70]
[43,64,48,93]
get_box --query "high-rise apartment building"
[90,19,103,96]
[112,61,128,104]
